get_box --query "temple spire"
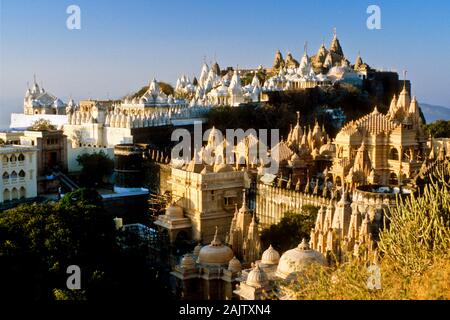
[211,226,221,246]
[403,70,407,90]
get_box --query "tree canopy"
[127,81,175,99]
[0,189,117,300]
[260,205,318,253]
[0,188,172,301]
[426,119,450,138]
[28,118,56,131]
[76,151,114,187]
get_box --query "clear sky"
[1,0,450,126]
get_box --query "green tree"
[127,81,174,99]
[260,205,318,253]
[76,151,114,187]
[28,118,56,131]
[426,120,450,138]
[0,187,173,301]
[158,81,174,96]
[0,193,117,300]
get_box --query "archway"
[389,172,398,185]
[11,188,18,200]
[335,176,342,187]
[174,230,191,256]
[175,230,189,243]
[389,148,399,160]
[19,187,26,199]
[3,189,10,202]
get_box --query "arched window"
[19,170,25,178]
[3,189,10,202]
[389,148,399,160]
[10,155,17,162]
[2,172,9,181]
[11,187,18,200]
[389,172,398,185]
[335,176,342,187]
[19,187,26,199]
[10,171,17,181]
[18,153,25,161]
[2,156,8,164]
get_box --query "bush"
[28,119,56,131]
[426,120,450,138]
[260,205,318,253]
[76,151,114,187]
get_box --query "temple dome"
[276,239,326,279]
[246,263,269,288]
[180,254,196,270]
[193,243,202,256]
[228,256,242,273]
[261,245,280,265]
[327,65,360,83]
[166,203,183,218]
[198,227,234,265]
[319,141,336,156]
[213,162,234,173]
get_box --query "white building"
[11,77,67,129]
[0,145,38,203]
[63,79,212,151]
[176,63,261,107]
[23,76,66,115]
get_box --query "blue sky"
[1,0,450,126]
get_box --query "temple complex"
[23,76,66,115]
[331,83,428,189]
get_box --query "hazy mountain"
[420,103,450,123]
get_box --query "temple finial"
[403,70,407,89]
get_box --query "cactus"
[378,159,450,276]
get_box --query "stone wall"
[256,183,331,229]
